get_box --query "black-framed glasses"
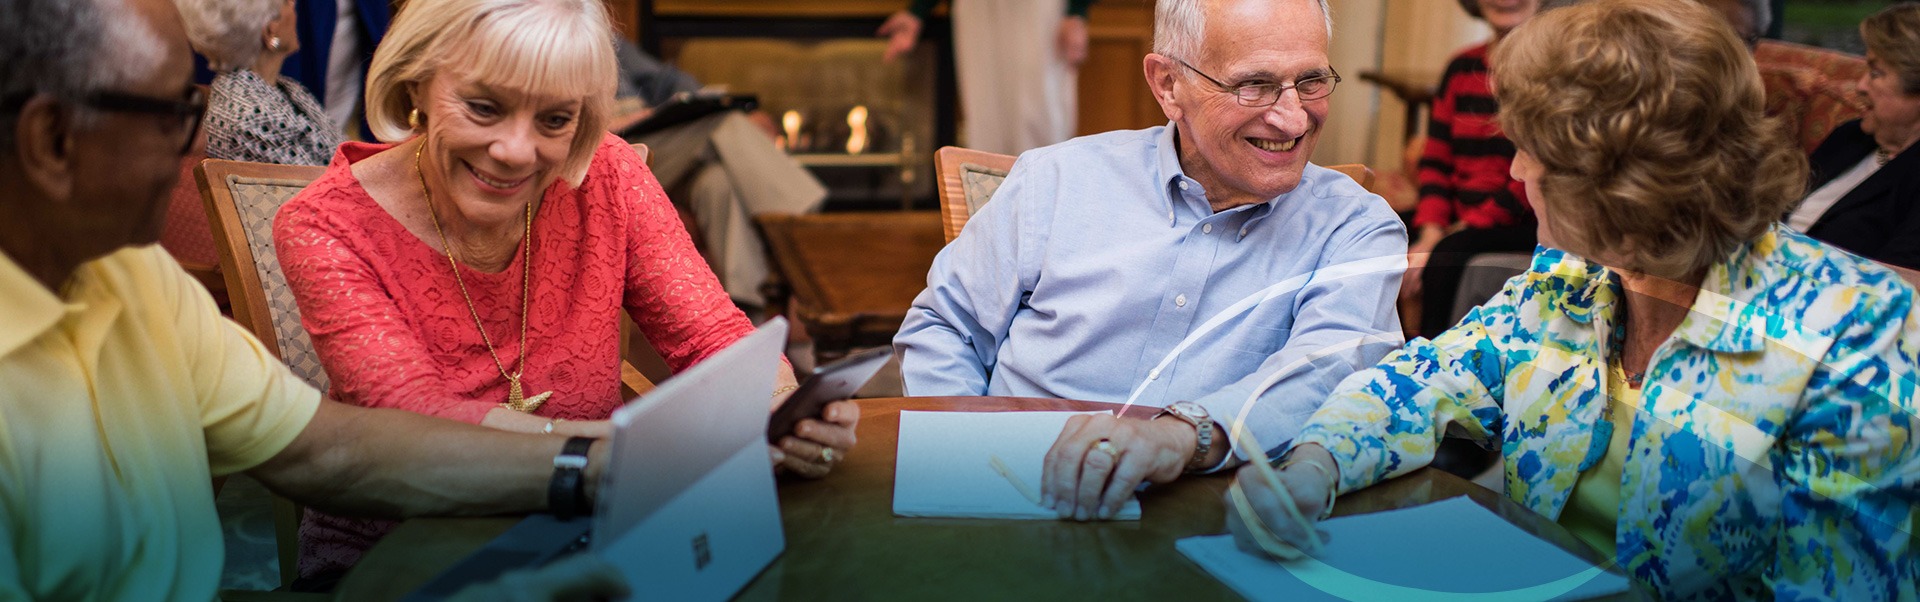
[1173,58,1341,106]
[81,87,206,155]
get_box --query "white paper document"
[893,410,1143,520]
[1177,497,1631,601]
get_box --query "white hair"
[173,0,282,71]
[1,0,163,147]
[1153,0,1333,61]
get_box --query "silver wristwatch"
[1154,401,1214,473]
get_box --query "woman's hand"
[878,11,923,63]
[771,400,860,478]
[1223,445,1337,558]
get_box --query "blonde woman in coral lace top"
[270,0,859,589]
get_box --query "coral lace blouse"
[274,132,762,577]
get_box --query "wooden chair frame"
[934,146,1017,243]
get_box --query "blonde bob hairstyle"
[1492,0,1805,277]
[365,0,617,187]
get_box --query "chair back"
[934,146,1017,243]
[195,160,331,391]
[1755,40,1868,154]
[1325,163,1376,192]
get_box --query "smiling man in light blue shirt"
[894,0,1407,521]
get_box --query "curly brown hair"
[1491,0,1806,276]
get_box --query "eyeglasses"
[1173,58,1341,106]
[82,87,207,155]
[3,88,207,155]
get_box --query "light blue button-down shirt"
[895,125,1409,461]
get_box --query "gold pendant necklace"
[417,143,551,413]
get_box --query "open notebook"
[893,411,1143,520]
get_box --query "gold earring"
[408,108,422,130]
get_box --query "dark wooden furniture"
[1357,69,1443,143]
[755,212,944,363]
[336,396,1626,601]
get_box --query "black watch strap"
[549,436,594,520]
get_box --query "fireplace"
[637,4,956,209]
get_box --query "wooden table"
[755,212,945,363]
[337,397,1622,600]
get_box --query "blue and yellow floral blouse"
[1294,226,1919,600]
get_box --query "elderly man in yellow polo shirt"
[0,0,626,599]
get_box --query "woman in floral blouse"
[1227,0,1919,599]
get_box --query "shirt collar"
[1667,231,1771,354]
[1153,122,1283,225]
[1532,237,1768,354]
[0,249,72,359]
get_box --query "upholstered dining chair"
[934,146,1016,243]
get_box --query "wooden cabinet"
[1078,0,1163,135]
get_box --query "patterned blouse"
[273,132,762,578]
[1294,226,1919,600]
[205,69,343,166]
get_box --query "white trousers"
[951,0,1079,155]
[639,112,827,307]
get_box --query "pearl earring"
[267,36,283,51]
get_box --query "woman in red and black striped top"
[1407,0,1542,339]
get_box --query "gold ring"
[1092,439,1119,458]
[820,447,836,463]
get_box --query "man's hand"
[1057,16,1089,66]
[1040,414,1201,520]
[1223,444,1337,557]
[878,11,923,63]
[772,400,860,478]
[447,552,629,602]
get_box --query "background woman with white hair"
[175,0,343,165]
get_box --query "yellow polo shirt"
[0,246,320,601]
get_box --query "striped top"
[1413,43,1533,230]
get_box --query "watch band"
[549,436,594,520]
[1155,401,1214,473]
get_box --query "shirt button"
[1148,368,1162,380]
[1175,294,1188,307]
[1239,227,1249,237]
[1178,180,1190,191]
[1203,224,1214,234]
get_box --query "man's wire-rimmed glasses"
[1172,57,1342,107]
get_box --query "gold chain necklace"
[416,143,552,413]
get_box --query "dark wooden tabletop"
[336,396,1623,601]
